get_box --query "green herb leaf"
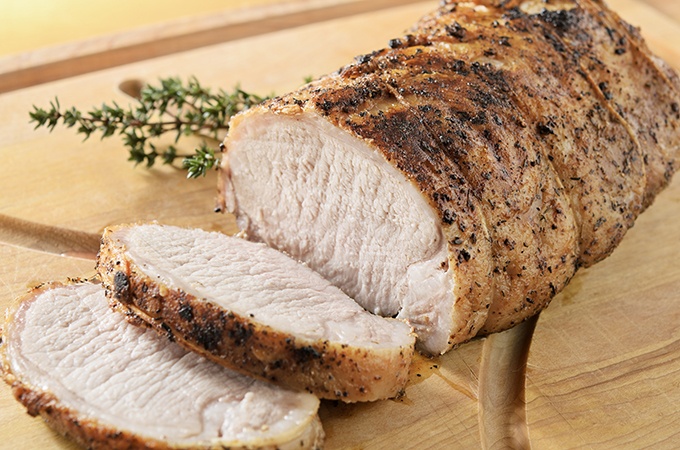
[28,77,271,178]
[183,144,217,179]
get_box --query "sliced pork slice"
[0,281,323,450]
[97,223,415,402]
[218,0,680,353]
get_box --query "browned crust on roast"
[402,0,678,331]
[260,58,579,335]
[407,0,641,268]
[408,0,680,263]
[336,44,580,333]
[1,280,325,450]
[96,226,414,402]
[220,0,679,340]
[253,74,495,351]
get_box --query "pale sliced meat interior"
[224,112,455,353]
[3,282,322,448]
[118,223,415,351]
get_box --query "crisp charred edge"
[97,225,414,403]
[0,280,325,450]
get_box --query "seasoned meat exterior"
[97,224,415,402]
[0,281,323,450]
[218,0,680,353]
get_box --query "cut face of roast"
[223,111,459,354]
[219,0,680,354]
[0,282,323,449]
[97,224,415,401]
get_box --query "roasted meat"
[0,281,323,449]
[97,223,415,402]
[218,0,680,354]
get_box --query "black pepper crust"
[344,44,580,333]
[97,226,414,403]
[222,0,679,340]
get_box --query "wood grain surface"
[0,0,426,93]
[1,0,679,448]
[0,0,293,57]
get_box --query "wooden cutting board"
[1,0,680,448]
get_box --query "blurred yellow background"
[0,0,287,57]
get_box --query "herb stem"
[29,76,269,178]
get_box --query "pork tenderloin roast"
[3,0,680,447]
[218,0,680,354]
[97,223,415,402]
[0,281,323,450]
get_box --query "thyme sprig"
[29,77,269,178]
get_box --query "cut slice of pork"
[0,281,323,450]
[218,0,680,354]
[97,223,415,402]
